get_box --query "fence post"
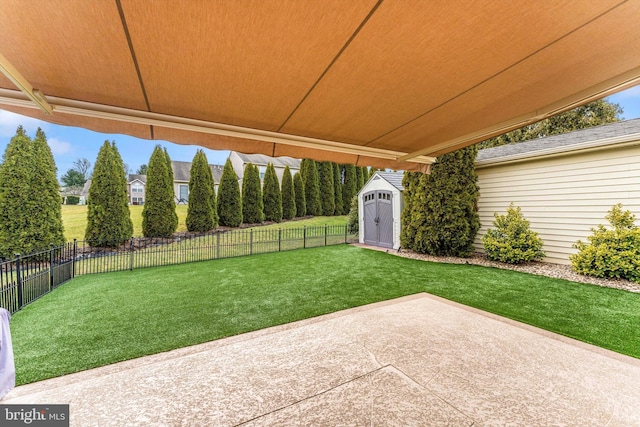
[344,224,348,243]
[129,238,134,271]
[303,226,307,249]
[72,239,77,278]
[15,253,23,310]
[250,230,253,255]
[216,232,220,259]
[49,244,55,291]
[278,228,282,252]
[324,225,327,246]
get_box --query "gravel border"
[373,246,640,294]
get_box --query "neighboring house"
[79,180,91,205]
[127,174,147,205]
[357,172,404,250]
[229,151,301,186]
[171,160,225,203]
[475,118,640,264]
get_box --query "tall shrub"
[332,162,343,216]
[186,150,217,232]
[399,172,421,250]
[217,158,242,227]
[301,159,321,216]
[281,165,296,220]
[85,141,133,246]
[342,164,356,215]
[164,148,179,230]
[0,127,65,256]
[262,163,282,222]
[242,163,263,224]
[404,146,479,257]
[482,203,545,264]
[319,161,335,216]
[293,172,306,217]
[143,145,178,237]
[31,128,65,248]
[571,204,640,282]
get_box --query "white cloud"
[0,109,49,137]
[47,137,73,156]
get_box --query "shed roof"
[371,171,404,192]
[2,1,639,171]
[476,118,640,164]
[233,152,301,169]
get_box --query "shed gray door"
[363,190,393,248]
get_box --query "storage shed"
[358,172,404,250]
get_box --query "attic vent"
[373,176,381,180]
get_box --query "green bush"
[482,203,545,264]
[262,163,282,223]
[66,195,80,205]
[570,204,640,282]
[347,195,359,233]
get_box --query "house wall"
[229,152,245,185]
[358,175,403,250]
[475,142,640,264]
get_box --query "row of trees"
[184,155,376,232]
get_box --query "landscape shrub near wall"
[571,204,640,283]
[482,203,545,264]
[66,195,80,205]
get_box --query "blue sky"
[1,85,639,180]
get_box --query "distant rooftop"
[171,160,226,183]
[234,152,301,169]
[477,118,640,163]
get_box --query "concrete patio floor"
[5,293,640,426]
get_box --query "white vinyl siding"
[475,143,640,264]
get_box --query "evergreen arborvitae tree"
[293,172,306,217]
[406,146,480,257]
[0,127,34,256]
[262,163,282,222]
[217,158,242,227]
[0,127,65,256]
[186,150,216,232]
[342,164,357,215]
[32,128,65,249]
[332,162,343,216]
[85,141,133,246]
[143,145,178,237]
[242,163,263,224]
[281,165,296,220]
[301,159,322,216]
[399,172,421,250]
[319,162,335,216]
[355,166,363,193]
[164,148,179,230]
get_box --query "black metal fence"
[1,225,356,313]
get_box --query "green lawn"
[61,205,346,241]
[12,245,640,385]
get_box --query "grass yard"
[61,204,346,241]
[12,245,640,385]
